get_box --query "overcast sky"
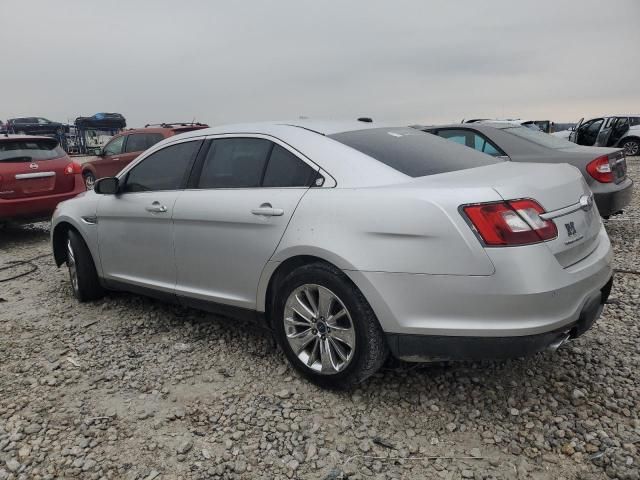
[1,0,638,128]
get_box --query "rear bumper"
[386,276,613,362]
[594,178,633,216]
[346,224,613,361]
[0,177,85,222]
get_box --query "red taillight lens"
[64,162,82,175]
[586,155,613,183]
[463,199,558,246]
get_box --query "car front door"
[576,118,604,146]
[97,138,203,293]
[172,136,319,310]
[95,135,127,178]
[568,118,584,143]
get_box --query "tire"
[272,262,389,389]
[66,229,104,302]
[621,138,639,157]
[83,172,96,190]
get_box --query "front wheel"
[621,139,639,157]
[273,263,388,388]
[83,172,96,190]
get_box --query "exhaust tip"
[547,333,570,352]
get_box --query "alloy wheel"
[283,284,356,374]
[623,140,639,156]
[84,174,95,190]
[67,239,79,293]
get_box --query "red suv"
[81,123,209,189]
[0,135,84,224]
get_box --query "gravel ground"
[0,159,638,480]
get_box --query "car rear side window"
[197,138,272,188]
[122,140,202,193]
[262,145,316,187]
[124,133,163,153]
[124,134,147,153]
[0,139,66,162]
[329,127,501,177]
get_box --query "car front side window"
[103,136,125,156]
[122,140,202,193]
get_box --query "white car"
[51,120,613,388]
[565,115,640,156]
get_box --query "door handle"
[113,157,120,161]
[251,203,284,217]
[145,201,167,213]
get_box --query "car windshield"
[502,125,576,149]
[329,127,502,177]
[0,138,66,162]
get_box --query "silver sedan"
[51,121,613,388]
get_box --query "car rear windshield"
[329,127,501,177]
[0,138,66,163]
[501,125,576,149]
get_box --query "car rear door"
[0,138,75,200]
[172,136,319,310]
[595,117,617,147]
[97,138,203,293]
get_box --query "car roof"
[132,120,416,188]
[172,119,387,138]
[418,122,518,131]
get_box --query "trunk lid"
[489,163,601,268]
[0,137,75,199]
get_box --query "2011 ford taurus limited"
[50,121,614,388]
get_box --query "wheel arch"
[52,221,77,267]
[618,135,640,147]
[260,252,357,329]
[81,164,97,177]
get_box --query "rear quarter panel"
[272,186,499,275]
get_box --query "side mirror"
[94,177,119,195]
[95,148,105,156]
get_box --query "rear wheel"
[273,263,388,388]
[67,230,104,302]
[621,138,639,156]
[83,172,96,190]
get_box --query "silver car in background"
[419,122,633,218]
[51,121,613,388]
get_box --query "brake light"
[586,155,613,183]
[463,199,558,246]
[64,162,82,175]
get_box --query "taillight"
[463,199,558,246]
[64,162,82,175]
[586,155,613,183]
